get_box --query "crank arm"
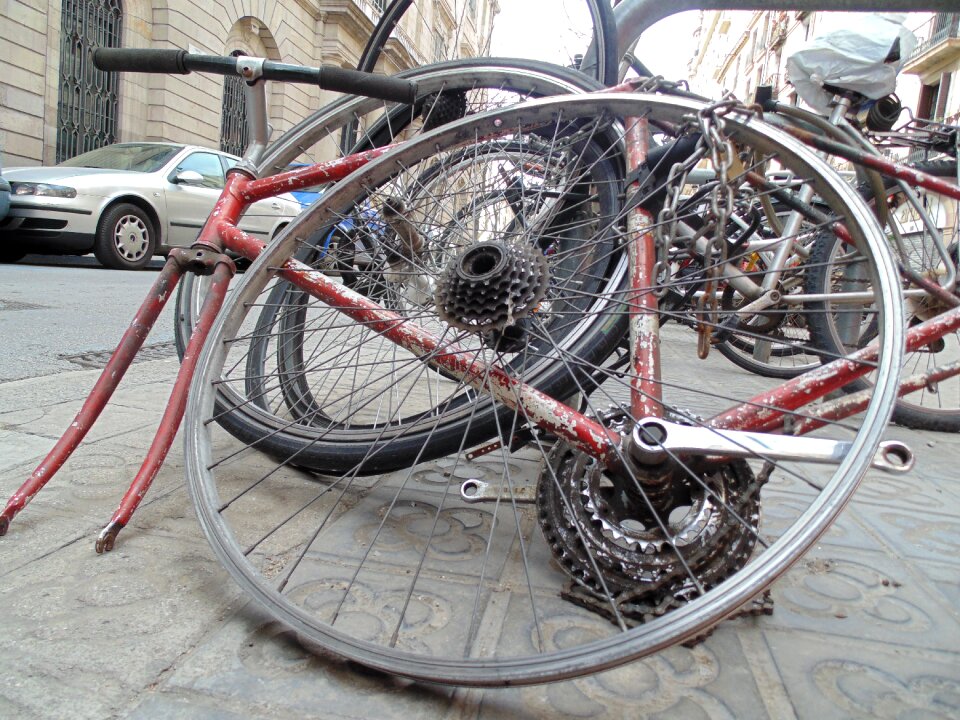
[630,419,913,474]
[460,479,537,504]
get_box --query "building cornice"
[294,0,321,20]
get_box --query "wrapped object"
[786,14,917,114]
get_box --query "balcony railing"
[910,12,960,60]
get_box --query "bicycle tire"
[174,60,615,467]
[805,158,959,432]
[232,135,624,472]
[356,0,618,86]
[186,93,903,686]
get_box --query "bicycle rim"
[186,93,903,686]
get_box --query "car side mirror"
[172,170,204,185]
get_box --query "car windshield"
[59,144,183,172]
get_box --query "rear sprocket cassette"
[435,240,549,333]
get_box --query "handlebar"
[93,48,418,104]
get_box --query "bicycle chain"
[653,147,705,298]
[693,100,742,358]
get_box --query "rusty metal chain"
[694,98,741,359]
[653,154,702,297]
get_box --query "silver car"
[0,142,301,269]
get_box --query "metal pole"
[587,0,960,73]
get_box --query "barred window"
[56,0,122,163]
[220,50,249,157]
[433,31,448,62]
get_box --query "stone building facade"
[0,0,497,168]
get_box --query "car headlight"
[11,182,77,199]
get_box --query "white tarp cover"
[786,13,917,113]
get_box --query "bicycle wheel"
[186,93,903,685]
[175,59,610,417]
[658,183,834,381]
[356,0,618,87]
[806,159,959,431]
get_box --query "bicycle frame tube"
[212,208,960,474]
[625,116,664,418]
[206,192,943,474]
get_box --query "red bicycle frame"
[4,83,960,551]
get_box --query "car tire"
[94,203,156,270]
[0,247,26,263]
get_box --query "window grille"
[56,0,122,163]
[220,50,249,157]
[433,31,448,62]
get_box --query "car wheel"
[94,203,156,270]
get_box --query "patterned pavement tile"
[763,629,959,720]
[2,325,959,719]
[852,469,957,514]
[129,614,463,720]
[0,400,161,446]
[0,442,185,572]
[854,504,960,563]
[0,428,54,473]
[478,611,773,719]
[763,544,960,653]
[0,523,241,720]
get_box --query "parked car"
[0,142,302,269]
[0,156,10,256]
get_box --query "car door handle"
[270,202,282,210]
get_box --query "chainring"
[537,411,763,624]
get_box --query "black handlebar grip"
[94,48,190,74]
[93,49,417,103]
[316,66,417,104]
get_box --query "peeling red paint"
[1,260,184,531]
[624,116,663,420]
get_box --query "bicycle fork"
[0,235,240,550]
[0,79,278,549]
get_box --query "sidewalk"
[1,357,958,719]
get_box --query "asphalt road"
[0,254,177,383]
